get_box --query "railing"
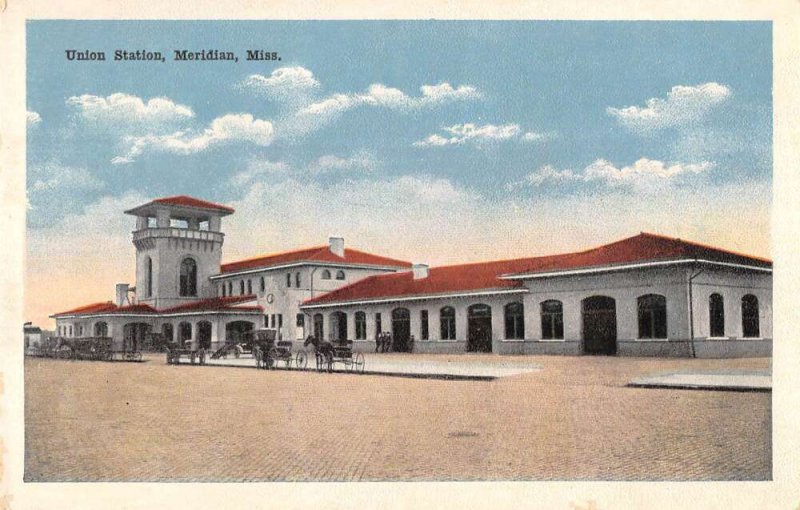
[132,228,224,243]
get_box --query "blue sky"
[25,20,772,324]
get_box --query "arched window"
[286,273,292,287]
[247,279,252,295]
[637,294,667,339]
[321,269,332,280]
[240,280,245,295]
[504,302,525,339]
[355,311,367,340]
[336,270,346,280]
[94,321,108,337]
[260,276,265,292]
[440,306,456,340]
[179,258,197,296]
[742,294,760,338]
[540,300,564,340]
[145,256,153,297]
[221,283,226,297]
[709,293,725,337]
[295,272,301,287]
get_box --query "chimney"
[412,263,429,280]
[115,283,130,307]
[329,236,345,258]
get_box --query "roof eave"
[500,258,773,280]
[300,287,528,309]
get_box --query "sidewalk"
[628,371,771,392]
[202,353,542,380]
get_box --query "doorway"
[467,304,492,352]
[582,296,617,355]
[391,308,411,352]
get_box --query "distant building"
[51,195,772,358]
[24,322,44,352]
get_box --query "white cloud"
[237,67,320,101]
[288,81,481,137]
[413,123,547,147]
[607,82,731,133]
[112,113,275,164]
[308,150,379,175]
[26,161,106,227]
[27,110,42,127]
[229,159,290,187]
[584,158,713,184]
[508,158,713,192]
[67,93,195,131]
[219,172,769,275]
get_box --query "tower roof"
[124,195,235,216]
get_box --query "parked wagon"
[251,328,307,370]
[165,339,206,365]
[303,336,365,373]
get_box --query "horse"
[303,335,335,371]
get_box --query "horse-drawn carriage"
[165,339,206,365]
[304,336,365,373]
[251,328,307,370]
[30,336,142,361]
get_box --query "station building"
[51,195,772,358]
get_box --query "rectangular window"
[355,312,367,340]
[169,218,189,228]
[420,310,429,340]
[278,314,283,329]
[260,276,265,292]
[541,301,564,340]
[198,220,209,231]
[440,308,456,340]
[270,315,276,328]
[296,314,305,327]
[264,315,269,328]
[147,216,157,228]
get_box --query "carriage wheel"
[354,352,365,373]
[295,350,308,370]
[267,348,280,370]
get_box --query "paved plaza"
[24,353,771,481]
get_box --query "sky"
[25,20,772,327]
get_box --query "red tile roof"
[220,246,412,274]
[303,233,771,306]
[52,301,118,317]
[51,302,157,317]
[127,195,235,214]
[159,295,261,313]
[52,296,260,317]
[152,195,234,213]
[506,232,772,276]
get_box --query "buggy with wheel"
[304,336,365,373]
[252,328,307,370]
[165,338,206,365]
